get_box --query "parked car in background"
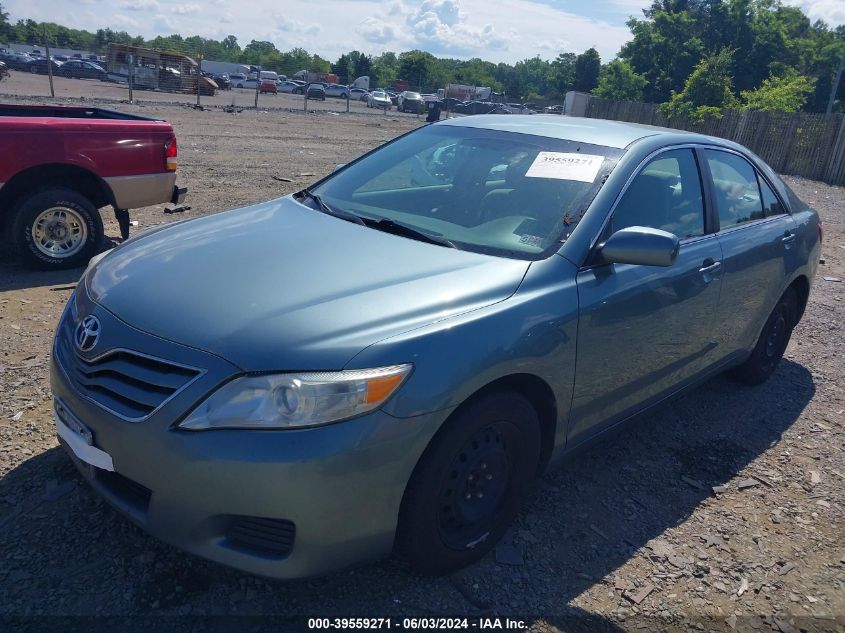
[366,90,392,110]
[440,97,463,110]
[324,83,350,99]
[386,90,399,105]
[26,58,63,75]
[397,91,424,113]
[230,73,248,88]
[235,78,261,90]
[56,60,107,81]
[0,61,8,81]
[0,51,32,70]
[259,79,277,94]
[51,115,820,579]
[278,80,302,93]
[350,87,369,101]
[0,104,185,268]
[306,83,326,100]
[207,73,231,90]
[544,104,565,114]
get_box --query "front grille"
[226,516,296,558]
[56,333,200,420]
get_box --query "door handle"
[782,231,797,245]
[699,259,722,275]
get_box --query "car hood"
[86,197,530,371]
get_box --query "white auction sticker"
[525,152,605,182]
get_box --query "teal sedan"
[51,116,820,578]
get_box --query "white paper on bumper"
[54,414,114,472]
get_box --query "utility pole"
[254,63,261,109]
[827,51,845,115]
[44,39,55,98]
[196,53,202,107]
[128,54,134,103]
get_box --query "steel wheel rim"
[765,313,787,358]
[31,206,88,258]
[437,422,513,549]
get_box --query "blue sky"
[4,0,842,64]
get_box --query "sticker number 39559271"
[525,152,605,183]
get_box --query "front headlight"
[178,364,413,431]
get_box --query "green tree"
[740,69,816,111]
[551,52,576,96]
[593,60,648,101]
[574,47,601,92]
[660,48,739,121]
[621,9,704,102]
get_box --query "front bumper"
[50,297,448,578]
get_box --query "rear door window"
[704,150,765,228]
[759,176,786,217]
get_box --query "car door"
[701,148,799,356]
[569,147,724,445]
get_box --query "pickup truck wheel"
[396,392,540,575]
[730,288,797,385]
[12,188,103,269]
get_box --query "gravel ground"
[0,73,843,632]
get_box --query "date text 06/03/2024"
[306,617,528,630]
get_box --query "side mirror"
[599,226,680,267]
[334,163,346,172]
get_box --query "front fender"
[346,254,580,454]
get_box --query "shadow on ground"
[0,359,814,631]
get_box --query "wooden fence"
[583,97,845,186]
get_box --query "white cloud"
[154,12,176,31]
[120,0,159,10]
[357,17,397,44]
[172,3,200,15]
[399,0,516,54]
[275,15,321,35]
[783,0,845,25]
[111,13,141,29]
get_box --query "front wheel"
[395,392,541,575]
[730,288,797,385]
[11,187,103,269]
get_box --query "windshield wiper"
[364,218,457,249]
[297,189,365,226]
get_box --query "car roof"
[438,114,700,149]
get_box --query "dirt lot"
[0,72,843,632]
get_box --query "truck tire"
[11,187,103,270]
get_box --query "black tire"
[396,391,541,575]
[11,187,103,270]
[730,287,797,385]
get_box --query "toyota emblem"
[74,315,101,352]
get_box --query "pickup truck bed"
[0,104,186,268]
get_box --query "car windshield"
[311,124,623,260]
[405,92,421,99]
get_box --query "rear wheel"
[396,392,540,575]
[11,187,103,269]
[730,288,797,385]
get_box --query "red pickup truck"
[0,104,186,268]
